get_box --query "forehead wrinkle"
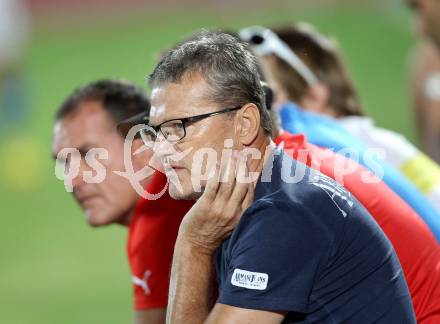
[59,101,117,138]
[52,105,118,157]
[150,75,219,125]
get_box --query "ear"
[130,137,153,170]
[236,103,261,146]
[130,137,144,151]
[300,82,330,115]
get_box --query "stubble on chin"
[168,183,202,201]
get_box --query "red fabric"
[275,132,440,323]
[127,172,194,310]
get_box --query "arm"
[409,41,440,163]
[206,304,285,324]
[168,233,285,324]
[167,154,309,323]
[166,235,216,323]
[168,154,280,323]
[135,309,166,324]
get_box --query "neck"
[272,126,282,139]
[245,130,273,183]
[117,175,154,227]
[117,209,134,227]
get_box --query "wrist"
[176,232,217,256]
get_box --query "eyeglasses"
[140,106,242,147]
[239,26,318,86]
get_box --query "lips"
[75,193,100,207]
[163,162,186,172]
[168,164,185,170]
[163,164,186,183]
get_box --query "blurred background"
[0,0,417,323]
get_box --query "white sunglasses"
[239,26,319,86]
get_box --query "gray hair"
[148,30,272,135]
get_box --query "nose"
[71,158,88,190]
[153,132,177,159]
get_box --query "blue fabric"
[280,102,440,242]
[216,151,415,323]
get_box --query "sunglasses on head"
[239,26,319,86]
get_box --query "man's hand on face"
[178,151,255,255]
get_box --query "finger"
[203,161,221,200]
[218,150,238,198]
[229,179,249,209]
[229,185,253,226]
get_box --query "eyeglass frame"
[140,106,242,146]
[239,25,319,86]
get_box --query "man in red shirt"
[52,79,193,324]
[126,170,193,312]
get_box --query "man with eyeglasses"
[126,81,440,322]
[147,30,415,323]
[52,79,193,324]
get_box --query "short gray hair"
[148,30,272,135]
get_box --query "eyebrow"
[149,104,207,127]
[149,117,179,128]
[52,143,97,160]
[150,110,210,127]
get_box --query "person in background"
[407,0,440,49]
[409,41,440,163]
[52,79,193,324]
[0,0,42,191]
[407,0,440,163]
[263,83,440,323]
[240,23,440,240]
[0,0,29,129]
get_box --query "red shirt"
[127,172,193,310]
[276,132,440,323]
